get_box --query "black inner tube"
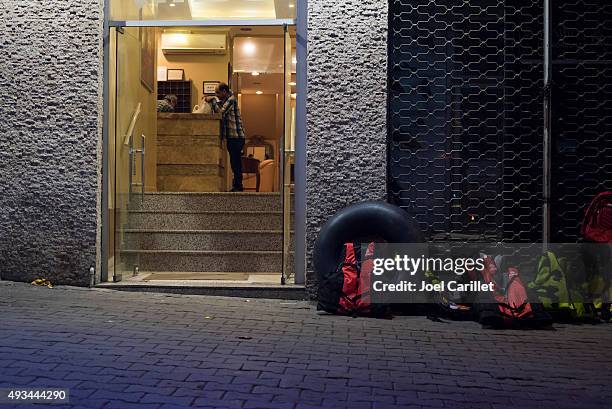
[313,201,424,278]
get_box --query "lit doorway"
[103,2,299,286]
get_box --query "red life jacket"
[482,256,533,324]
[317,242,390,318]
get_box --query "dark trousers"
[226,138,245,189]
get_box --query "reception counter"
[157,113,226,192]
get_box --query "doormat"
[143,272,250,281]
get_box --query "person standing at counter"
[206,83,246,192]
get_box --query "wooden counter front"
[157,113,226,192]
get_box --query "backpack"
[582,192,612,243]
[423,270,475,321]
[476,256,552,328]
[581,192,612,318]
[317,242,391,318]
[529,251,605,322]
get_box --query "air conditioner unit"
[161,33,227,55]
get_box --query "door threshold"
[96,281,307,300]
[130,271,281,282]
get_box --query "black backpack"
[317,242,391,318]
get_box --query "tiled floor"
[120,271,284,284]
[1,281,611,409]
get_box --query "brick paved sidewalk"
[0,281,611,409]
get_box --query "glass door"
[105,21,297,284]
[111,26,147,281]
[281,26,295,284]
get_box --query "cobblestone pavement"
[1,281,611,409]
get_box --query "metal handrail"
[129,134,146,202]
[124,102,141,146]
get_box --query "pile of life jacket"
[316,192,611,325]
[316,241,553,327]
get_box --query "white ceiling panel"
[111,0,296,21]
[233,37,284,73]
[188,0,276,20]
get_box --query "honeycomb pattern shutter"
[550,1,612,242]
[388,0,611,243]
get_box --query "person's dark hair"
[164,94,178,106]
[217,83,231,93]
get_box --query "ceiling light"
[243,42,256,55]
[251,71,260,76]
[169,2,176,6]
[292,56,297,64]
[289,4,295,7]
[289,82,296,86]
[256,91,263,95]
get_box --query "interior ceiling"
[162,26,295,36]
[156,0,296,20]
[158,26,297,94]
[239,72,297,94]
[240,73,283,94]
[233,37,283,74]
[233,36,297,74]
[159,28,296,77]
[190,0,274,19]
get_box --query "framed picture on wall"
[157,66,168,82]
[167,69,184,81]
[140,27,156,93]
[203,81,220,95]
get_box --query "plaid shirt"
[211,92,245,139]
[157,99,174,112]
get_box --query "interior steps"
[120,250,294,274]
[127,211,293,231]
[129,192,293,212]
[136,272,279,281]
[123,230,294,251]
[118,192,295,281]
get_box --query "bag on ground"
[317,242,391,318]
[476,255,552,329]
[582,191,612,243]
[529,251,607,322]
[582,191,612,318]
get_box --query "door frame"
[109,19,296,27]
[100,7,307,285]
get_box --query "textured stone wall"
[0,1,387,289]
[0,1,104,286]
[306,0,388,292]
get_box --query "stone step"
[98,282,307,300]
[129,192,292,212]
[137,272,280,281]
[121,250,294,274]
[123,230,294,252]
[126,211,294,231]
